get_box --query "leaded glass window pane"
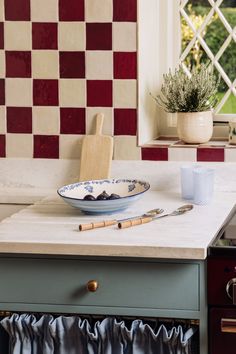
[180,0,236,120]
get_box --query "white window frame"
[138,0,236,146]
[138,0,180,145]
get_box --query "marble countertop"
[0,159,235,259]
[0,190,235,260]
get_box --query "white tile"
[59,134,83,159]
[6,133,33,158]
[168,147,197,161]
[0,0,4,21]
[85,0,112,22]
[86,51,113,79]
[225,148,236,162]
[59,79,86,107]
[5,22,32,50]
[148,139,178,145]
[86,108,113,135]
[32,51,59,79]
[113,80,137,108]
[31,0,58,21]
[58,22,85,51]
[114,136,141,160]
[0,50,5,77]
[32,107,60,135]
[6,79,32,106]
[0,106,6,134]
[113,23,137,51]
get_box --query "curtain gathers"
[0,314,196,354]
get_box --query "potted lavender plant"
[152,64,219,144]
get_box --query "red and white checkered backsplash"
[0,0,138,159]
[0,0,233,161]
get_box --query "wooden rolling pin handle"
[79,219,116,231]
[118,216,153,229]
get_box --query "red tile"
[6,51,31,78]
[114,52,137,79]
[32,23,58,50]
[5,0,30,21]
[113,0,137,22]
[0,79,5,105]
[114,109,137,135]
[34,135,59,159]
[197,148,225,162]
[0,135,5,157]
[87,80,112,107]
[141,147,168,161]
[59,0,84,21]
[59,52,85,78]
[33,80,59,106]
[0,23,4,49]
[7,107,32,133]
[86,23,112,50]
[60,108,85,134]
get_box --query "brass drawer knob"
[87,280,99,292]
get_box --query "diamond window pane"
[219,4,236,28]
[218,40,236,82]
[216,74,228,95]
[180,0,236,120]
[184,1,211,18]
[219,93,236,114]
[204,15,228,55]
[181,15,195,53]
[182,44,209,71]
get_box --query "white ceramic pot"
[177,111,213,144]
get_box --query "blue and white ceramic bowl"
[57,179,150,214]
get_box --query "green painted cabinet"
[0,255,207,353]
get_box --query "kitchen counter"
[0,159,235,259]
[0,179,235,259]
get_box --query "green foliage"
[153,65,219,113]
[181,5,216,70]
[216,93,236,114]
[192,0,236,7]
[183,5,236,92]
[205,8,236,91]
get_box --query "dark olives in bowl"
[96,191,110,200]
[83,190,121,201]
[108,193,120,200]
[83,194,96,201]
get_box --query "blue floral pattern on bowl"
[84,185,93,193]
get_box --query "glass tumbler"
[180,164,200,200]
[193,168,214,205]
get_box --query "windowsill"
[142,137,236,149]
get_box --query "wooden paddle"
[79,113,113,181]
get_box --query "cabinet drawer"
[0,258,199,311]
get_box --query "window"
[180,0,236,122]
[138,0,236,145]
